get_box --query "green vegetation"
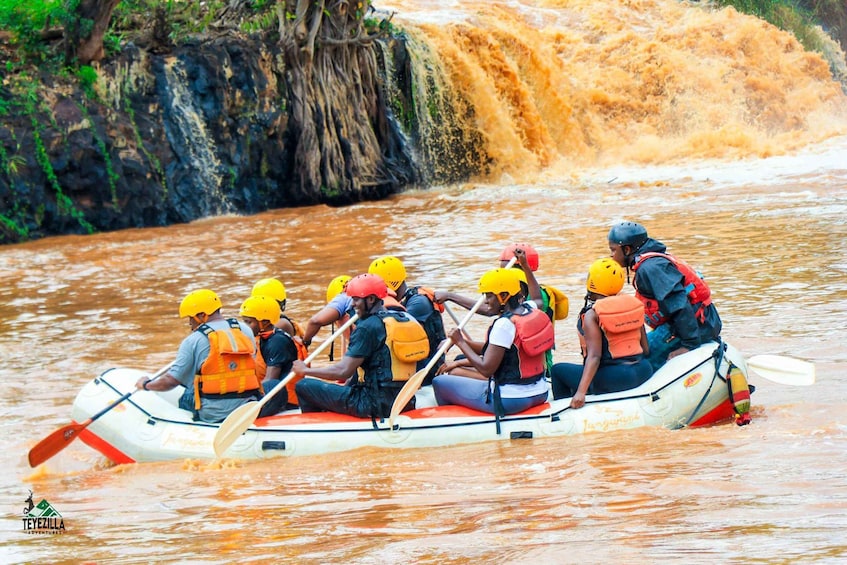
[16,74,94,233]
[713,0,846,55]
[123,98,168,200]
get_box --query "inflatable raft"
[71,342,748,464]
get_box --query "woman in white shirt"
[432,268,553,415]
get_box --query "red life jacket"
[632,252,713,328]
[592,294,644,359]
[500,307,555,382]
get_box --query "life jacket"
[593,294,645,359]
[256,327,306,406]
[632,252,713,328]
[496,306,555,384]
[403,286,444,312]
[358,311,430,383]
[194,319,261,412]
[280,314,304,338]
[401,286,447,366]
[541,284,569,320]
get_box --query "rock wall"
[0,32,423,244]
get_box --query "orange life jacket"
[632,252,713,328]
[592,294,644,359]
[280,314,304,338]
[194,319,261,411]
[408,286,445,313]
[255,328,308,405]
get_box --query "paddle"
[27,362,172,467]
[213,313,359,457]
[388,257,518,427]
[747,354,815,386]
[443,303,475,340]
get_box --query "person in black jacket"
[608,221,722,370]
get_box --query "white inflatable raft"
[71,342,748,464]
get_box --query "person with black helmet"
[291,274,428,418]
[608,221,722,369]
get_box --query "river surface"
[5,0,847,561]
[2,133,846,563]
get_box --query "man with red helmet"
[292,274,428,418]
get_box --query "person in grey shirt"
[135,289,260,423]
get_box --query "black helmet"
[608,221,648,250]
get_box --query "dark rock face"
[0,33,428,244]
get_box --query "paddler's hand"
[436,362,452,375]
[668,347,690,360]
[292,360,309,376]
[570,391,586,409]
[447,327,465,345]
[294,335,311,349]
[513,247,530,270]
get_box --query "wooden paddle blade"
[28,420,88,467]
[213,401,262,457]
[747,354,815,386]
[389,367,428,428]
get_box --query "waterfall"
[383,0,847,182]
[162,58,229,217]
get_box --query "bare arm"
[448,327,506,378]
[135,373,181,391]
[302,305,341,344]
[571,310,602,409]
[516,248,543,309]
[434,290,499,317]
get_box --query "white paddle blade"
[747,354,815,386]
[213,401,262,457]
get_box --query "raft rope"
[684,340,726,427]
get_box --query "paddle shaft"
[213,313,359,457]
[256,313,359,410]
[389,257,518,425]
[443,303,474,341]
[28,362,172,467]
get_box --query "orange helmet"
[500,243,539,271]
[345,273,388,299]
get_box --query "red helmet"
[500,243,539,272]
[345,273,388,299]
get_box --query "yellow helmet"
[179,289,222,318]
[251,278,286,302]
[512,268,527,284]
[326,275,351,303]
[586,258,625,297]
[239,295,281,324]
[478,268,522,298]
[368,256,407,291]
